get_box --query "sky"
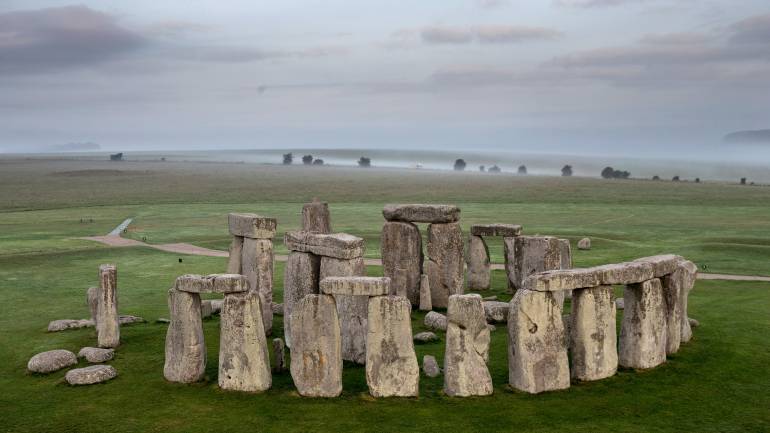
[1,0,769,160]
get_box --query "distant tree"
[479,165,485,172]
[109,152,123,161]
[652,175,660,180]
[488,165,501,173]
[454,159,466,171]
[614,170,630,179]
[740,177,747,185]
[601,166,615,179]
[302,154,313,165]
[283,153,293,165]
[312,159,324,165]
[358,157,371,168]
[518,165,527,175]
[695,177,700,183]
[561,165,573,177]
[672,175,680,182]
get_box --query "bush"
[282,153,293,165]
[695,178,700,183]
[358,157,371,168]
[561,165,573,177]
[479,165,485,172]
[601,166,630,179]
[652,175,660,180]
[518,165,527,175]
[672,175,680,182]
[312,159,324,166]
[454,159,466,171]
[302,155,313,165]
[740,177,747,185]
[488,165,501,173]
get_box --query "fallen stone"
[320,256,368,364]
[47,319,94,332]
[271,302,283,316]
[366,296,419,397]
[290,294,343,397]
[302,198,332,233]
[273,338,286,372]
[413,331,439,343]
[423,355,441,378]
[523,268,600,292]
[156,318,170,324]
[164,289,206,383]
[444,294,492,397]
[96,264,120,348]
[383,204,460,223]
[482,295,497,301]
[381,221,423,305]
[426,222,464,308]
[284,231,364,260]
[633,254,684,278]
[228,213,277,239]
[619,278,667,369]
[510,236,562,292]
[283,252,320,348]
[483,301,510,323]
[466,235,491,290]
[241,237,274,335]
[65,365,117,385]
[174,274,249,294]
[570,286,617,381]
[424,311,447,331]
[27,350,77,373]
[418,274,432,311]
[577,238,591,250]
[688,317,699,328]
[594,261,654,285]
[219,291,271,392]
[226,235,243,274]
[470,223,522,237]
[616,298,625,310]
[320,276,390,296]
[118,315,144,325]
[78,347,114,363]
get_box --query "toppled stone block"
[65,365,117,385]
[320,276,390,296]
[174,274,249,294]
[381,221,423,305]
[302,198,332,233]
[228,213,277,239]
[523,268,600,291]
[383,204,460,223]
[48,319,94,332]
[366,296,419,397]
[633,254,684,278]
[470,223,522,237]
[577,238,591,250]
[210,300,223,315]
[284,231,364,259]
[466,235,491,290]
[201,300,213,318]
[290,294,342,397]
[413,331,439,343]
[219,292,271,392]
[424,311,447,331]
[27,350,77,373]
[271,302,283,316]
[78,347,114,363]
[423,355,441,378]
[444,294,492,397]
[483,301,510,323]
[283,252,320,348]
[619,278,667,369]
[570,286,617,381]
[426,222,464,308]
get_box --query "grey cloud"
[729,13,770,44]
[555,0,648,7]
[639,32,711,45]
[421,26,473,44]
[174,45,347,63]
[143,20,212,37]
[476,0,509,9]
[420,25,561,45]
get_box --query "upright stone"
[466,235,490,290]
[381,221,423,305]
[242,237,274,335]
[678,260,698,343]
[283,252,320,348]
[227,235,244,274]
[426,223,464,309]
[661,270,684,355]
[219,292,271,392]
[366,296,419,397]
[302,198,332,233]
[559,239,572,269]
[508,289,570,393]
[570,286,617,381]
[164,289,206,383]
[96,264,119,348]
[619,278,667,369]
[443,294,492,397]
[273,338,287,372]
[503,237,516,292]
[510,236,562,292]
[87,286,98,322]
[290,294,342,397]
[418,274,432,311]
[320,256,367,364]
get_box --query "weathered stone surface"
[226,236,243,274]
[164,289,206,383]
[242,237,274,335]
[616,298,625,310]
[283,251,320,348]
[511,236,562,292]
[366,296,419,397]
[419,274,432,311]
[48,319,94,332]
[174,274,248,294]
[487,324,497,332]
[219,292,271,392]
[688,317,699,328]
[633,254,684,278]
[466,235,491,290]
[320,256,367,364]
[65,365,117,385]
[228,213,277,239]
[424,311,447,331]
[483,301,510,323]
[381,221,422,305]
[426,222,464,308]
[201,300,213,318]
[577,237,591,250]
[559,239,572,269]
[118,315,144,325]
[78,347,114,363]
[594,261,655,285]
[444,294,492,396]
[570,286,617,381]
[661,269,686,355]
[302,198,332,233]
[97,264,120,348]
[210,300,223,315]
[508,289,570,393]
[423,355,441,378]
[273,338,287,372]
[27,350,77,373]
[483,295,497,301]
[87,286,98,322]
[383,204,460,223]
[413,331,439,343]
[523,268,600,292]
[290,294,342,397]
[619,278,667,369]
[320,276,390,296]
[503,236,516,292]
[284,231,364,259]
[470,223,522,237]
[678,260,698,343]
[271,302,283,315]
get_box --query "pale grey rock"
[118,315,144,325]
[96,264,120,348]
[466,235,491,290]
[271,302,283,316]
[424,311,447,331]
[283,251,320,348]
[418,274,432,311]
[226,235,243,274]
[47,319,94,332]
[510,236,562,292]
[302,198,332,233]
[616,298,625,310]
[523,268,600,292]
[65,365,117,385]
[219,291,271,392]
[508,289,570,393]
[619,278,667,369]
[320,276,390,296]
[27,349,77,373]
[156,318,170,324]
[633,254,685,278]
[577,238,591,250]
[487,324,497,332]
[366,296,419,397]
[174,274,249,294]
[678,260,698,343]
[228,213,277,239]
[594,262,655,285]
[87,286,98,322]
[426,222,464,308]
[164,289,206,383]
[444,294,492,396]
[423,355,441,378]
[241,237,274,335]
[210,300,223,315]
[688,317,699,328]
[482,295,498,301]
[570,286,617,381]
[470,223,522,237]
[78,347,114,363]
[290,294,342,397]
[284,231,364,260]
[200,300,213,319]
[413,331,439,343]
[273,338,287,372]
[320,256,367,364]
[483,301,510,323]
[661,268,686,355]
[381,221,422,305]
[503,236,516,292]
[383,204,460,223]
[559,239,573,270]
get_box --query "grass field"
[1,156,769,432]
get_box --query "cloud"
[638,32,711,45]
[419,25,561,45]
[0,5,145,74]
[555,0,649,7]
[475,0,509,9]
[729,13,770,45]
[421,26,473,44]
[143,20,212,37]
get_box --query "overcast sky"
[1,0,769,159]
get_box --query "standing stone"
[619,278,667,369]
[283,251,320,348]
[290,294,342,397]
[678,260,698,343]
[426,223,464,309]
[661,271,683,355]
[423,355,441,378]
[508,289,570,393]
[511,236,562,292]
[87,286,98,323]
[444,294,492,397]
[273,338,287,372]
[577,238,591,250]
[366,296,419,397]
[201,300,213,319]
[419,274,432,311]
[227,235,244,274]
[219,292,271,392]
[570,286,617,381]
[503,236,516,292]
[164,289,206,383]
[466,235,491,290]
[483,301,510,323]
[320,256,367,364]
[302,198,332,233]
[381,221,423,305]
[559,239,573,270]
[96,264,120,348]
[242,237,274,335]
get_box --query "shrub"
[479,165,485,172]
[518,165,527,175]
[358,157,371,168]
[312,159,324,166]
[488,165,501,173]
[673,175,680,182]
[561,165,573,177]
[740,177,747,185]
[454,159,466,171]
[302,155,313,165]
[652,175,660,180]
[601,166,630,179]
[282,153,293,165]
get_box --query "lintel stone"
[523,268,600,291]
[320,277,390,296]
[174,274,248,294]
[382,204,460,223]
[284,231,364,259]
[470,224,522,237]
[228,213,277,239]
[633,254,684,278]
